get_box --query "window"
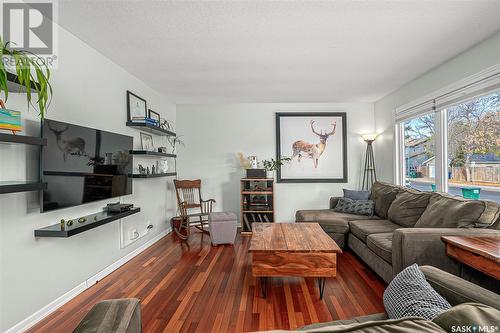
[446,92,500,202]
[403,114,436,191]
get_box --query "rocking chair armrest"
[200,199,216,214]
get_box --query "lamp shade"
[361,134,378,142]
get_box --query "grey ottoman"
[208,212,238,245]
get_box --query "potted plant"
[167,135,185,154]
[0,36,53,119]
[262,157,291,178]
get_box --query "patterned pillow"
[333,197,374,216]
[384,264,451,320]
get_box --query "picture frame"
[127,91,147,121]
[140,133,154,151]
[276,112,347,183]
[148,109,160,124]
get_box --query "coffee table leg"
[317,277,326,299]
[260,277,267,298]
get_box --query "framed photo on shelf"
[276,112,347,183]
[148,109,160,124]
[140,133,154,151]
[127,91,147,121]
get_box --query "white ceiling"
[58,0,500,104]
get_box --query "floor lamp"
[361,134,378,190]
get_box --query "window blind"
[394,64,500,122]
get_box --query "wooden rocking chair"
[173,179,215,240]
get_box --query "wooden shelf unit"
[240,178,274,233]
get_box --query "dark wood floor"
[28,230,386,333]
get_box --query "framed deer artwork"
[276,112,347,183]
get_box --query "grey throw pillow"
[343,189,371,200]
[384,264,451,320]
[333,197,374,216]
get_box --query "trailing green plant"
[262,156,291,171]
[0,36,52,119]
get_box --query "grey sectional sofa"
[296,182,500,289]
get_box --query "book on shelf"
[263,214,270,222]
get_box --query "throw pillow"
[387,189,432,227]
[383,264,451,320]
[343,189,371,201]
[415,193,500,228]
[371,182,400,219]
[333,197,374,216]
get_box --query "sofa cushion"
[415,193,500,228]
[343,189,371,200]
[433,303,500,333]
[366,232,393,263]
[293,317,444,332]
[298,313,388,330]
[333,197,374,216]
[371,182,400,219]
[384,264,451,320]
[296,210,379,234]
[349,219,401,242]
[388,189,432,227]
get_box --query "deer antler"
[325,122,337,136]
[310,120,321,136]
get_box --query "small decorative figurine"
[146,166,150,174]
[78,217,86,223]
[66,220,73,226]
[138,164,146,174]
[60,219,65,230]
[151,165,155,174]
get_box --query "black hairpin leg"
[260,277,268,298]
[317,277,326,299]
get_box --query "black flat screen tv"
[41,119,133,212]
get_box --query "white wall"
[176,103,374,222]
[0,27,176,331]
[374,31,500,182]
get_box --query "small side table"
[441,236,500,280]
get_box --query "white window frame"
[394,62,500,192]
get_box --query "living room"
[0,1,499,333]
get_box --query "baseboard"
[4,228,171,333]
[86,228,169,287]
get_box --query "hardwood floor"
[27,230,386,333]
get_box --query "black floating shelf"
[0,181,47,194]
[128,172,177,178]
[129,150,176,158]
[6,71,40,92]
[34,207,141,238]
[0,133,47,146]
[126,122,176,137]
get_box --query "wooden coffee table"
[442,236,500,280]
[249,223,342,299]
